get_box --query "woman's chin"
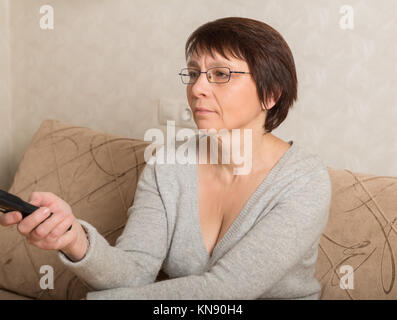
[194,118,232,133]
[196,126,233,136]
[196,123,220,131]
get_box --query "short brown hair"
[185,17,298,134]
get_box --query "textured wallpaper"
[0,0,12,190]
[1,0,396,189]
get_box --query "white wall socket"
[158,98,196,129]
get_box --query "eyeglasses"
[178,67,252,84]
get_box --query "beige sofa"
[1,119,396,300]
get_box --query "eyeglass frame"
[178,66,252,84]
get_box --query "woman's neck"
[200,128,282,184]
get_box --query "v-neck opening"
[193,139,295,261]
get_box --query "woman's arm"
[84,164,332,299]
[58,160,168,290]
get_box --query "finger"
[30,208,72,241]
[26,219,75,250]
[0,211,23,226]
[44,215,74,242]
[53,224,77,250]
[17,207,51,236]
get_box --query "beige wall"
[0,0,12,190]
[1,0,397,190]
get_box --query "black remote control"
[0,189,40,218]
[0,189,72,231]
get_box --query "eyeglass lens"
[180,67,230,84]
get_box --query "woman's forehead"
[187,50,247,68]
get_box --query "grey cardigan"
[58,136,332,300]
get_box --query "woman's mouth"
[195,108,216,115]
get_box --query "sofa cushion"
[0,289,32,300]
[0,119,152,299]
[315,168,397,299]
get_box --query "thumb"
[28,192,44,207]
[29,199,41,207]
[28,191,59,208]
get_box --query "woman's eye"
[215,71,227,78]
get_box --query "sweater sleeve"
[85,164,332,300]
[57,160,168,290]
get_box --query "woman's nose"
[190,72,211,97]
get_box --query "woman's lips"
[195,108,216,115]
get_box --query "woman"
[0,17,331,299]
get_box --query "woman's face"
[186,50,268,132]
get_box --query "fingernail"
[43,207,50,215]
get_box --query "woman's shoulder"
[285,141,332,196]
[271,140,331,199]
[286,140,329,175]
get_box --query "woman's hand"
[0,191,89,262]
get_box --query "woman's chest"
[197,166,269,257]
[161,162,273,278]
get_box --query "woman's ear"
[261,98,276,111]
[262,89,282,111]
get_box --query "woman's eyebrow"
[187,60,233,68]
[187,60,199,67]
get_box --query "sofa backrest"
[316,168,397,299]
